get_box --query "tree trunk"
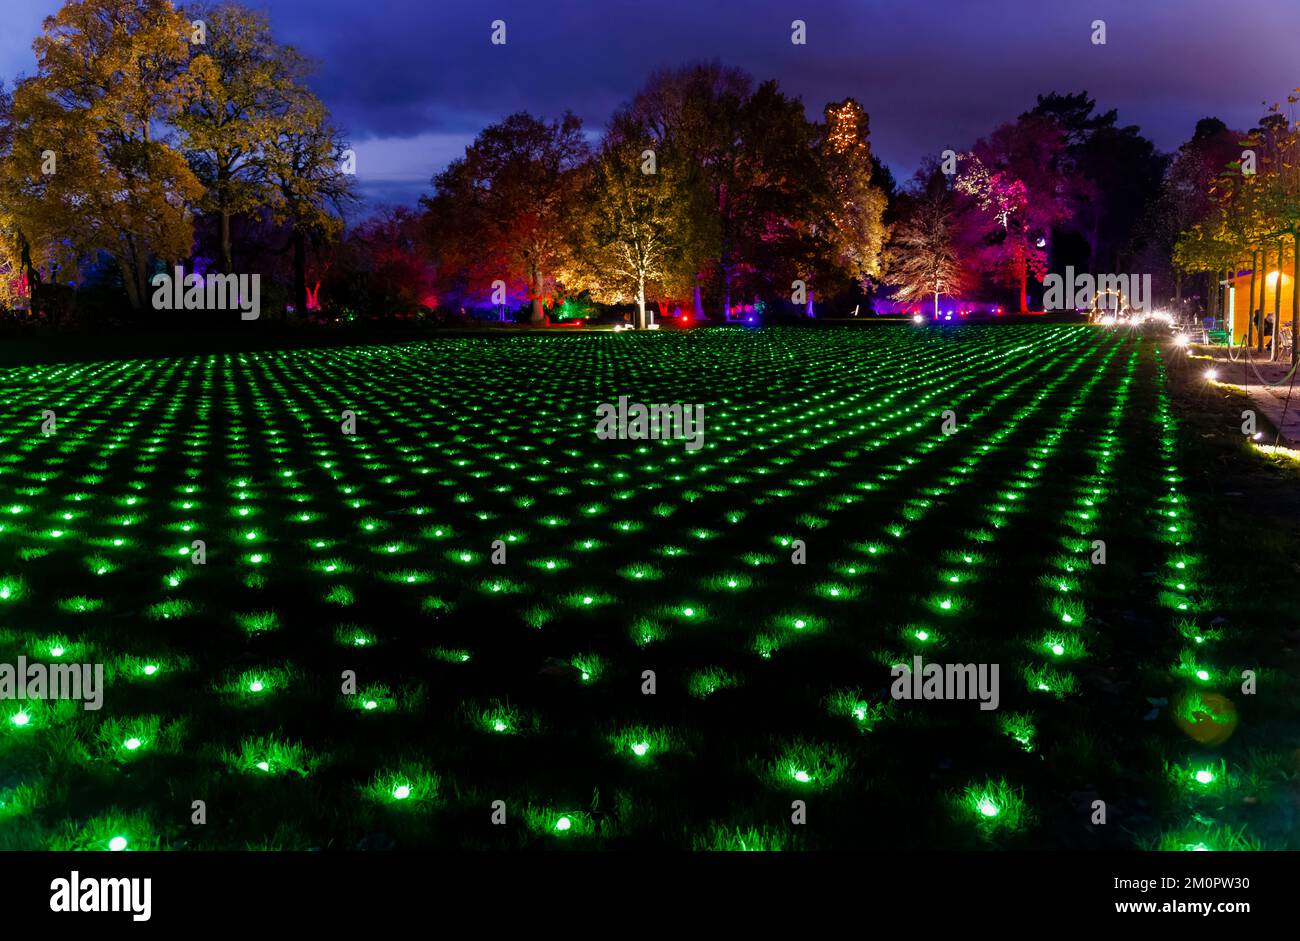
[1247,252,1257,350]
[636,278,647,330]
[1253,244,1263,353]
[530,268,545,324]
[1018,255,1028,313]
[1292,233,1299,366]
[294,231,308,317]
[1271,238,1283,361]
[1174,268,1182,304]
[120,259,141,311]
[221,209,233,273]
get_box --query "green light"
[792,770,812,783]
[1195,669,1209,681]
[1194,770,1214,785]
[249,681,264,693]
[915,630,929,641]
[1051,644,1064,656]
[631,741,649,757]
[682,607,695,617]
[256,760,270,772]
[109,836,128,851]
[11,711,29,726]
[393,785,411,800]
[978,800,999,817]
[124,737,141,750]
[364,700,377,710]
[555,816,572,832]
[50,646,64,657]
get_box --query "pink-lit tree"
[955,116,1074,311]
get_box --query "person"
[1264,311,1275,352]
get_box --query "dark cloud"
[4,0,1297,209]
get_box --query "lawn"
[0,323,1294,850]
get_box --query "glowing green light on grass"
[1195,669,1209,681]
[124,737,141,750]
[915,630,929,641]
[492,720,507,732]
[109,836,127,851]
[555,816,571,832]
[1050,643,1065,656]
[978,799,999,817]
[682,607,695,617]
[249,680,264,693]
[792,769,812,784]
[256,761,270,772]
[392,785,411,800]
[793,618,806,630]
[50,646,64,658]
[1194,769,1215,785]
[631,741,649,757]
[11,711,30,726]
[143,664,158,676]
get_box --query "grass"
[0,323,1295,849]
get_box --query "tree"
[2,0,203,310]
[817,98,888,304]
[609,63,746,318]
[884,165,970,317]
[326,207,437,319]
[422,112,589,323]
[1142,118,1241,305]
[956,115,1073,311]
[263,88,356,317]
[178,2,309,274]
[0,80,23,309]
[1025,92,1167,273]
[562,137,700,329]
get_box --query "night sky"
[2,0,1297,209]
